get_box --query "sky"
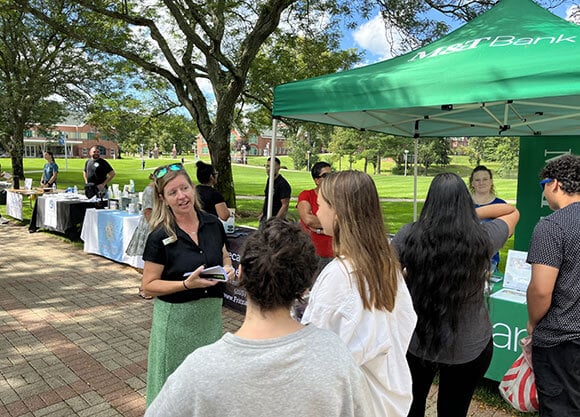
[345,2,579,64]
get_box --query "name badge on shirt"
[162,236,177,246]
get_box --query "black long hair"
[398,173,492,357]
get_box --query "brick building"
[22,116,119,159]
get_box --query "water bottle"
[52,183,56,192]
[73,185,78,194]
[129,179,135,193]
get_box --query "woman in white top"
[301,170,417,417]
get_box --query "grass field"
[1,153,518,200]
[1,153,517,268]
[1,154,518,229]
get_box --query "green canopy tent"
[273,0,580,137]
[268,0,580,218]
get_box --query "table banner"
[223,227,256,314]
[98,211,124,261]
[44,198,58,228]
[6,191,23,220]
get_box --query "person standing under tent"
[469,165,507,272]
[297,161,333,269]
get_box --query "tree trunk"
[208,128,236,208]
[10,122,26,189]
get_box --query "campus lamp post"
[404,149,409,176]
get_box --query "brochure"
[490,250,532,304]
[183,265,228,281]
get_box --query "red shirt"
[297,189,333,258]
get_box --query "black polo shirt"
[84,157,113,185]
[143,211,226,303]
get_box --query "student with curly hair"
[392,172,519,417]
[146,219,373,417]
[527,154,580,417]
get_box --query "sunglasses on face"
[154,163,184,179]
[539,178,553,190]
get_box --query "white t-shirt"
[302,258,417,417]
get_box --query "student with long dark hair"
[392,172,519,417]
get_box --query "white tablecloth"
[81,208,144,268]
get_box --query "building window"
[249,134,258,144]
[24,130,33,137]
[88,132,95,140]
[82,148,88,157]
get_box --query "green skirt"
[146,297,222,406]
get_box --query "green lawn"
[0,153,518,226]
[1,153,516,269]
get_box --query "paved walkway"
[0,222,518,416]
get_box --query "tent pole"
[413,136,418,221]
[267,119,278,219]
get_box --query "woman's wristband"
[182,280,190,290]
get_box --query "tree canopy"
[0,4,114,187]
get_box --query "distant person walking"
[259,157,291,223]
[526,154,580,417]
[83,146,115,198]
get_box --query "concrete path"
[0,222,519,416]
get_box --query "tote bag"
[498,335,539,412]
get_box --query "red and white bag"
[498,336,539,412]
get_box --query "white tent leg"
[413,136,418,221]
[266,119,278,219]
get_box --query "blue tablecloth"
[81,208,143,268]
